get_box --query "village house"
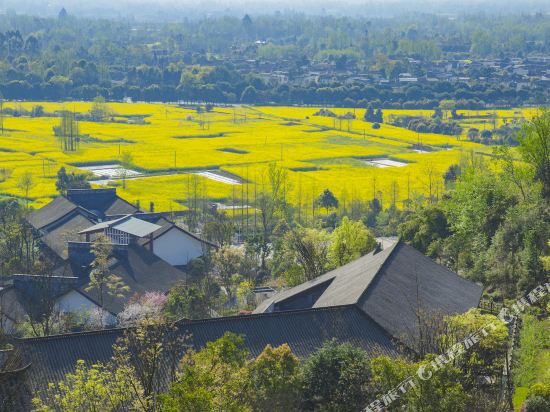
[0,188,215,330]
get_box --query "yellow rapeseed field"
[0,101,531,211]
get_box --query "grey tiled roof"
[253,243,397,313]
[358,242,483,347]
[255,241,483,349]
[27,197,78,230]
[65,189,138,217]
[78,244,188,314]
[41,212,96,260]
[17,305,399,397]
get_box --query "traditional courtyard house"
[0,188,214,329]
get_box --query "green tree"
[85,234,129,326]
[440,309,508,390]
[160,332,250,412]
[16,171,34,209]
[300,340,371,411]
[55,167,91,194]
[328,217,376,267]
[211,246,244,302]
[518,109,550,200]
[55,111,79,152]
[89,96,112,122]
[277,226,330,285]
[32,360,138,412]
[118,150,134,189]
[112,320,188,411]
[398,206,449,258]
[316,189,339,214]
[369,355,470,412]
[164,284,210,320]
[202,209,234,247]
[247,344,301,411]
[0,92,4,135]
[240,86,258,104]
[442,167,512,278]
[467,128,479,141]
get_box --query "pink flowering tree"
[117,291,167,326]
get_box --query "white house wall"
[56,290,116,325]
[152,227,204,266]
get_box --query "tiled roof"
[41,212,96,260]
[255,241,483,349]
[26,197,78,230]
[358,242,483,347]
[65,189,138,218]
[253,243,396,313]
[16,305,399,397]
[78,243,188,313]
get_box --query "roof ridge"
[352,239,401,304]
[177,304,355,326]
[16,305,357,343]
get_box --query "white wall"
[152,227,205,266]
[0,315,15,334]
[56,290,116,325]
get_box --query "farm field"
[0,102,534,212]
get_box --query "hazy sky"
[0,0,548,20]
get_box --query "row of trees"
[2,77,546,108]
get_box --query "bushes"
[390,114,462,135]
[522,396,550,412]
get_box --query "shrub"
[523,396,550,412]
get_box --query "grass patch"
[172,132,226,139]
[514,316,550,386]
[513,315,550,410]
[289,166,328,172]
[326,135,380,147]
[217,147,249,154]
[513,386,529,411]
[79,134,136,144]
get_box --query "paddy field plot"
[0,102,532,211]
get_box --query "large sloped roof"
[253,243,397,313]
[26,196,79,230]
[255,241,483,347]
[65,188,139,217]
[78,244,188,313]
[16,305,398,396]
[41,212,96,260]
[358,242,483,347]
